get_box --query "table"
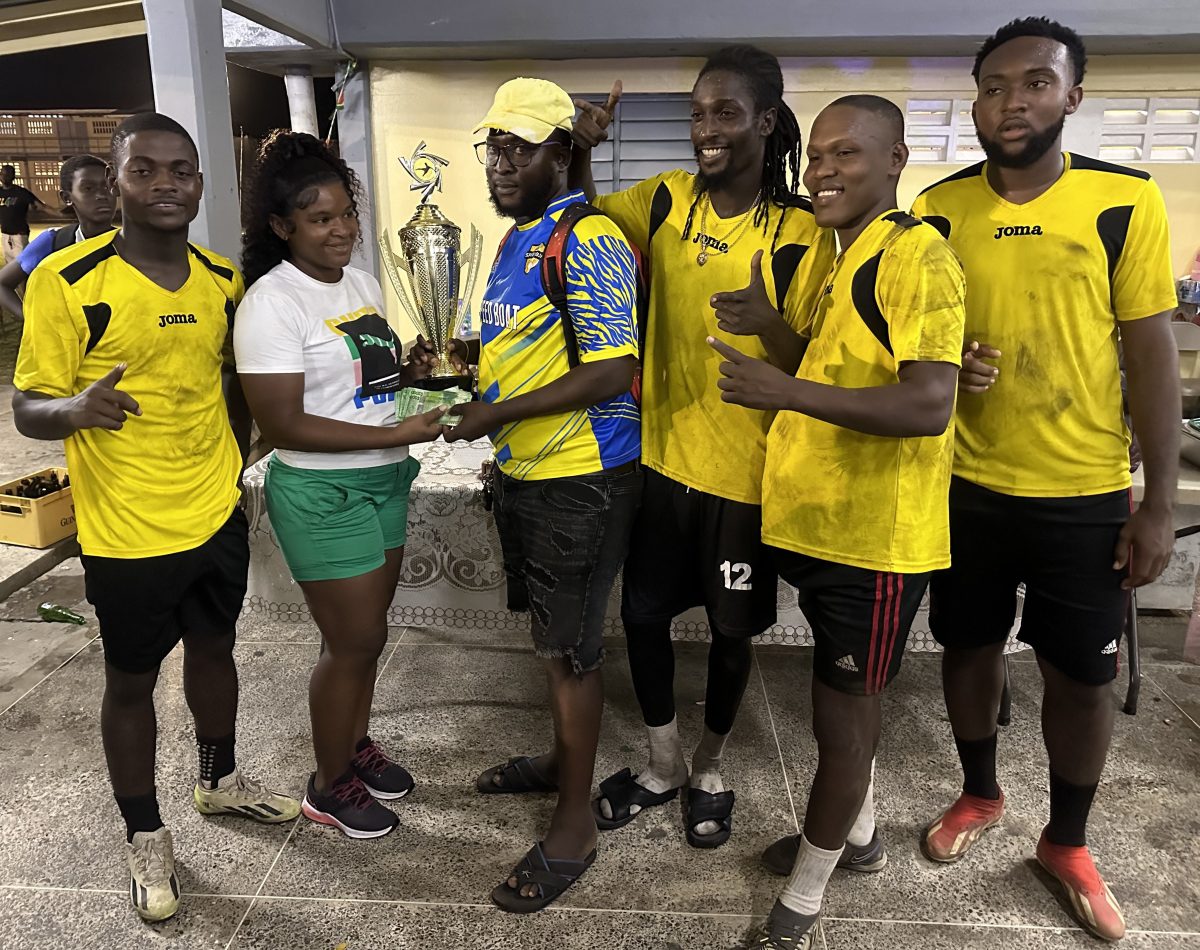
[242,441,958,649]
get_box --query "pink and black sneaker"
[352,736,416,801]
[301,772,398,839]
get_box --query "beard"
[695,164,734,194]
[976,112,1066,169]
[487,174,561,222]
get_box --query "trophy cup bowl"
[381,202,483,424]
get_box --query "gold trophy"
[380,141,482,421]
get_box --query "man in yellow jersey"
[571,45,834,850]
[438,78,641,913]
[12,113,299,924]
[712,96,964,947]
[911,19,1179,942]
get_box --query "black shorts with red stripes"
[774,548,930,696]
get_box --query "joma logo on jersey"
[157,313,198,327]
[525,243,546,274]
[993,225,1044,240]
[692,232,730,254]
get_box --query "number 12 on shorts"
[720,560,752,591]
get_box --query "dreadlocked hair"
[681,44,805,253]
[241,129,363,288]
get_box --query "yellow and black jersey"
[763,210,966,573]
[13,231,244,558]
[596,169,833,505]
[912,153,1177,497]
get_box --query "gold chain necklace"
[696,192,761,266]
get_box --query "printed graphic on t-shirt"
[325,306,404,401]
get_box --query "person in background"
[235,130,445,840]
[1,162,45,266]
[0,154,115,320]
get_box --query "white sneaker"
[193,768,300,823]
[125,827,179,922]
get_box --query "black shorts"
[775,549,929,695]
[621,468,777,637]
[82,510,249,674]
[929,477,1130,685]
[493,465,641,675]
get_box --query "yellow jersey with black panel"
[13,231,244,558]
[763,211,966,573]
[912,153,1177,497]
[478,190,640,481]
[596,169,832,505]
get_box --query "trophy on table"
[380,141,483,422]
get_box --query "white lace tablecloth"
[243,441,1006,651]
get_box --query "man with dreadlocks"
[571,45,833,849]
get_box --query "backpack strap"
[541,202,603,368]
[51,226,77,253]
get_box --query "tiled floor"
[0,608,1197,950]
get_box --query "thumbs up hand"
[67,363,142,431]
[710,250,781,338]
[572,80,622,149]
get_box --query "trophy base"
[395,375,474,424]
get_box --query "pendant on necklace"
[696,250,708,266]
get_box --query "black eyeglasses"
[474,141,561,168]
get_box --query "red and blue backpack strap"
[540,201,604,368]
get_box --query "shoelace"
[353,741,392,775]
[131,838,171,884]
[332,775,376,811]
[224,770,274,802]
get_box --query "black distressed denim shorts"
[493,464,641,674]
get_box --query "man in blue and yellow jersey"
[441,77,641,913]
[571,45,834,852]
[714,96,965,948]
[912,19,1179,942]
[12,113,299,924]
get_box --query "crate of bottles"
[0,467,76,548]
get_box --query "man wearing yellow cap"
[438,77,642,912]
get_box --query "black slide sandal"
[592,767,681,831]
[491,842,596,914]
[476,756,558,794]
[685,787,735,849]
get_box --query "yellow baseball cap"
[473,77,575,144]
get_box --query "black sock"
[954,732,1000,800]
[355,736,372,754]
[1046,771,1098,847]
[197,733,236,790]
[115,791,163,842]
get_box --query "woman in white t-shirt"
[235,131,444,839]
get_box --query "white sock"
[846,758,876,847]
[690,726,729,793]
[599,718,687,820]
[690,726,731,836]
[779,834,841,916]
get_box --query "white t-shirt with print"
[234,260,409,470]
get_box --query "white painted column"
[337,63,378,278]
[284,65,319,137]
[144,0,240,259]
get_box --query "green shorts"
[264,456,421,583]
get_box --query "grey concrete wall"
[330,0,1200,57]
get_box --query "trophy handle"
[377,231,424,332]
[455,224,485,339]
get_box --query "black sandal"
[685,787,735,849]
[475,756,558,794]
[592,767,681,831]
[490,842,596,914]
